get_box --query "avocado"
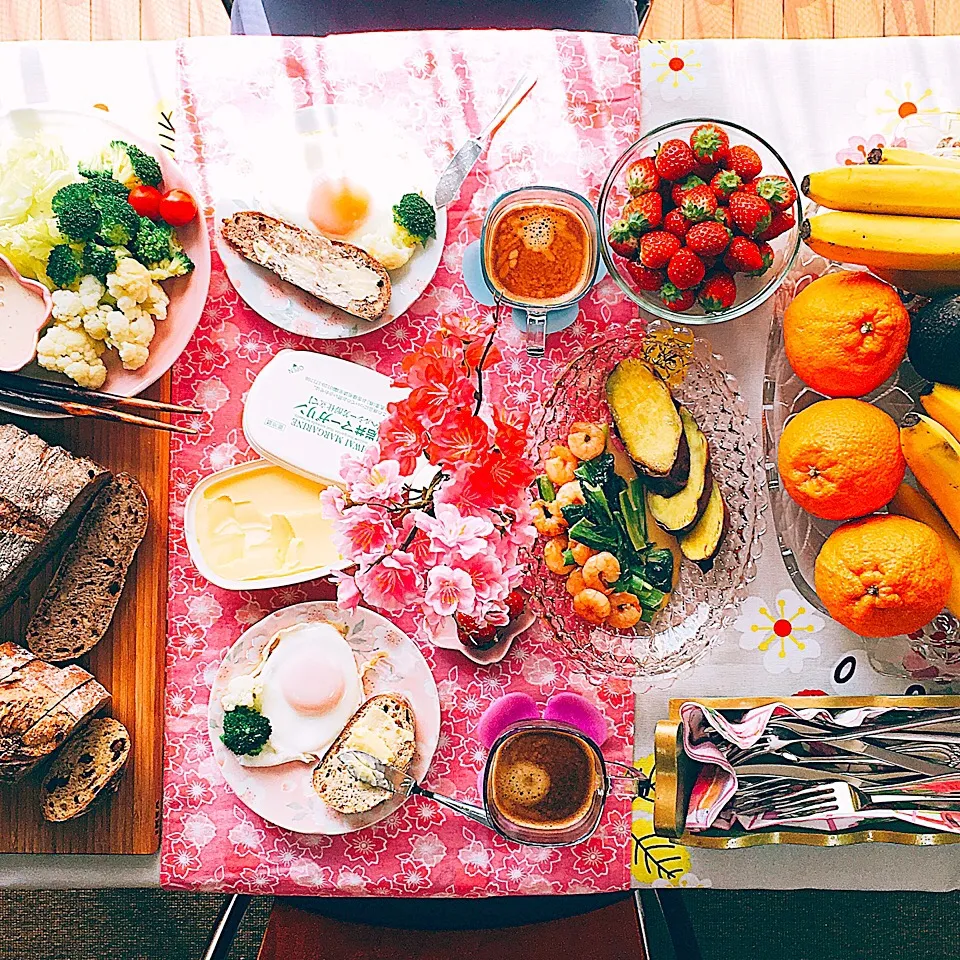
[910,295,960,386]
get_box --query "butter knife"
[835,738,955,777]
[434,72,537,209]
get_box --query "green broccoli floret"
[392,193,436,246]
[86,173,130,198]
[82,242,118,283]
[46,244,83,289]
[51,183,101,241]
[150,249,195,280]
[93,195,139,247]
[132,217,173,266]
[220,705,271,757]
[80,140,163,189]
[121,141,163,188]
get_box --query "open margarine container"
[184,351,403,591]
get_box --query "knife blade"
[434,72,537,208]
[336,750,417,797]
[838,738,956,777]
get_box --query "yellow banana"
[900,415,960,538]
[803,165,960,217]
[872,267,960,295]
[803,212,960,271]
[868,146,960,169]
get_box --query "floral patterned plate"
[208,601,441,834]
[529,325,765,681]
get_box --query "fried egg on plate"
[229,621,363,767]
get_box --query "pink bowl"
[0,255,52,372]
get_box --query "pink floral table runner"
[162,31,643,895]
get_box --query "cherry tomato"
[159,189,198,227]
[128,185,162,219]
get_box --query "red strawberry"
[625,261,665,291]
[607,218,639,260]
[714,206,732,230]
[689,122,730,164]
[753,240,775,275]
[693,162,720,183]
[710,169,742,201]
[663,208,691,239]
[729,191,772,237]
[758,206,796,241]
[623,192,663,232]
[624,157,660,196]
[680,185,718,223]
[667,248,706,290]
[659,282,695,312]
[639,231,681,269]
[655,138,697,181]
[723,236,764,274]
[725,144,763,180]
[505,589,526,621]
[670,174,705,208]
[685,221,731,256]
[455,613,498,650]
[698,271,738,312]
[752,174,797,211]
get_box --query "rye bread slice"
[220,211,392,321]
[0,641,35,682]
[0,424,111,612]
[26,474,149,662]
[0,659,93,739]
[41,717,130,822]
[312,693,416,815]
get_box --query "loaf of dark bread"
[26,474,149,662]
[0,424,111,612]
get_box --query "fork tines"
[734,782,851,819]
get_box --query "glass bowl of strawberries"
[599,118,802,323]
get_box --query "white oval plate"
[208,601,440,835]
[213,105,445,340]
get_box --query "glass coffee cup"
[480,186,600,358]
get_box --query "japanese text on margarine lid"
[242,350,403,486]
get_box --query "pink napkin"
[161,31,641,895]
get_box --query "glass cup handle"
[525,309,548,357]
[605,760,654,801]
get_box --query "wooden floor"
[0,0,957,40]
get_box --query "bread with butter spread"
[312,693,415,815]
[220,210,392,321]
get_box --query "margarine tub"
[242,350,404,485]
[184,459,348,591]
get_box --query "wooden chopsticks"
[0,373,201,435]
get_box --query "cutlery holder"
[653,695,960,848]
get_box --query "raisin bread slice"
[41,717,130,822]
[0,658,92,738]
[26,474,149,662]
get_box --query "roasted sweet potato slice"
[679,480,727,572]
[647,408,712,532]
[606,359,685,486]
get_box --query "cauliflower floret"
[106,257,153,306]
[82,303,122,341]
[220,674,264,713]
[141,281,169,321]
[36,322,107,389]
[50,288,84,322]
[359,229,414,271]
[106,308,155,371]
[77,274,105,311]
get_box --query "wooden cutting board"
[0,377,168,853]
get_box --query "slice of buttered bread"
[26,474,148,662]
[41,717,130,822]
[221,211,392,321]
[313,694,416,815]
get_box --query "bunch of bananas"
[802,147,960,294]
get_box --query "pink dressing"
[0,255,53,372]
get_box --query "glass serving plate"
[528,326,765,682]
[763,249,960,683]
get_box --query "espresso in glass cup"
[480,187,599,358]
[482,720,608,846]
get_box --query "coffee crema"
[487,729,600,831]
[486,203,590,306]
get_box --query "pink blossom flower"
[340,443,382,485]
[319,485,346,520]
[414,502,493,559]
[355,551,421,613]
[334,505,399,560]
[454,550,508,604]
[349,459,405,503]
[331,571,361,612]
[423,565,476,617]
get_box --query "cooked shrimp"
[566,568,587,596]
[567,422,607,461]
[569,539,597,566]
[532,499,565,537]
[607,592,642,630]
[554,480,585,511]
[574,588,611,625]
[545,536,575,575]
[582,552,620,594]
[544,445,578,486]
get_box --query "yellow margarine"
[194,461,340,582]
[343,708,414,766]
